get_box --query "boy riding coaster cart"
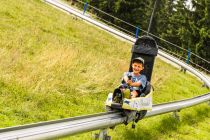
[106,57,153,126]
[105,36,158,128]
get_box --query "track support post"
[172,110,180,121]
[202,83,209,89]
[180,67,186,73]
[95,128,111,140]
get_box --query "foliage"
[73,0,210,71]
[157,0,210,70]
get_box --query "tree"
[74,0,210,71]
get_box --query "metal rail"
[0,93,209,139]
[0,112,124,139]
[147,92,210,117]
[0,0,209,139]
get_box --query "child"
[121,57,147,98]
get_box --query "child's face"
[132,62,144,74]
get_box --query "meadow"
[0,0,209,139]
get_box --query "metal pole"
[147,0,158,35]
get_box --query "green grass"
[0,0,209,139]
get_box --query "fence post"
[186,48,191,64]
[83,2,88,15]
[181,48,191,73]
[135,26,140,39]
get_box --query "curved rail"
[158,50,210,88]
[45,0,210,88]
[147,92,210,117]
[0,93,209,139]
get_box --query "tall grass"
[0,0,209,139]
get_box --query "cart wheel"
[135,110,147,122]
[105,136,112,140]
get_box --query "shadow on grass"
[122,116,180,140]
[182,104,210,125]
[121,105,209,140]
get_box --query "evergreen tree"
[190,0,210,70]
[67,0,210,71]
[90,0,153,36]
[156,0,209,70]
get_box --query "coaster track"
[0,93,209,139]
[0,0,209,139]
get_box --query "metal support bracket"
[180,67,186,73]
[95,128,111,140]
[172,110,180,121]
[202,83,209,89]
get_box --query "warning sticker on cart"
[123,96,152,110]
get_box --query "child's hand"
[127,80,132,86]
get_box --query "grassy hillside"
[0,0,209,139]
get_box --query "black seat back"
[129,36,158,82]
[141,81,151,96]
